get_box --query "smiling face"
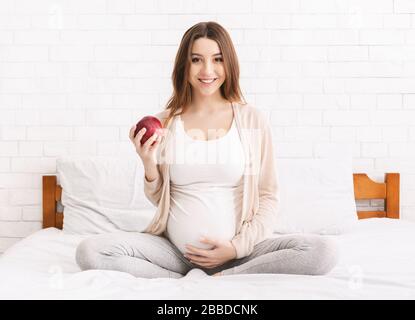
[188,37,226,98]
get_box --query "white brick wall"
[1,0,415,253]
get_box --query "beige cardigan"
[143,102,279,259]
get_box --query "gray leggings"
[75,231,338,278]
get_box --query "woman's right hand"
[129,125,163,166]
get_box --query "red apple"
[134,116,163,145]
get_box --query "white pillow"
[57,156,156,235]
[274,158,358,234]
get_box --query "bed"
[1,169,414,300]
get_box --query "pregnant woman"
[76,22,338,278]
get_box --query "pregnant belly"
[166,202,236,254]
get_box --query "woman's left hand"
[184,237,237,269]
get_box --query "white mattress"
[0,218,415,299]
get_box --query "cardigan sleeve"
[231,114,279,259]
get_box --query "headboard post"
[386,173,400,219]
[42,175,57,228]
[42,175,63,229]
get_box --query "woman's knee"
[306,235,339,275]
[75,232,148,271]
[75,237,102,271]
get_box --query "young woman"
[76,22,338,278]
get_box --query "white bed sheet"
[0,218,414,299]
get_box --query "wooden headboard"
[42,173,400,229]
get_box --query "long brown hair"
[162,21,246,128]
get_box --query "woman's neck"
[187,98,230,115]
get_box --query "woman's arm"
[142,111,167,207]
[144,161,160,182]
[143,162,163,207]
[231,115,279,259]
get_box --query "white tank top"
[166,115,245,254]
